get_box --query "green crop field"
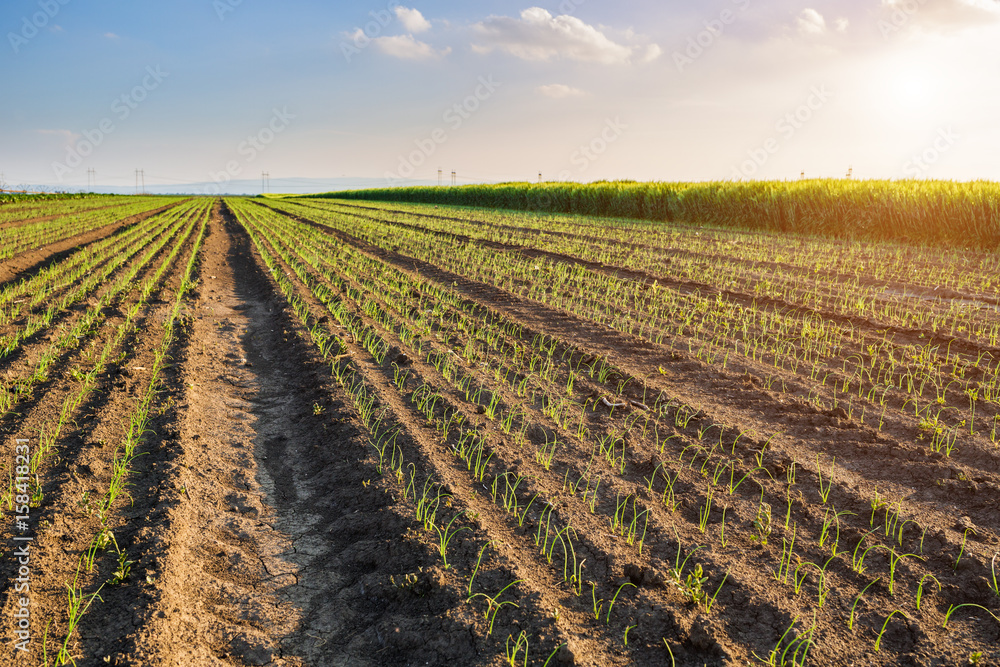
[2,189,999,665]
[9,1,998,663]
[323,179,1000,250]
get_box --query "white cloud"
[372,34,450,60]
[104,32,119,39]
[395,7,431,33]
[537,83,586,98]
[797,9,827,35]
[637,43,663,63]
[473,8,659,65]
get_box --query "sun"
[865,52,947,122]
[890,71,933,108]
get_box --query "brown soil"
[0,198,997,666]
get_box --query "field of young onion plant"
[230,194,1000,665]
[1,192,998,665]
[0,196,213,663]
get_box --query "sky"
[1,0,999,194]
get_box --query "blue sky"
[2,0,999,193]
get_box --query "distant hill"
[25,177,438,196]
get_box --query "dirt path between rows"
[125,205,479,666]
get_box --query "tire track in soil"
[127,205,485,666]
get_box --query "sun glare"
[866,52,950,125]
[890,71,932,107]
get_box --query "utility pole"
[262,171,266,194]
[87,168,96,190]
[451,170,456,186]
[538,172,542,184]
[141,169,145,195]
[135,169,140,195]
[438,169,442,187]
